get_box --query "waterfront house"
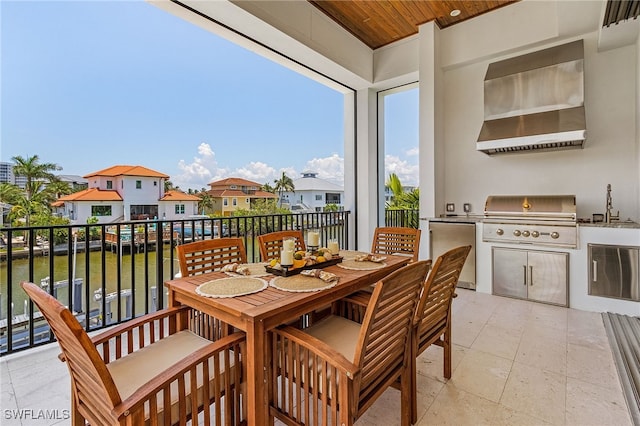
[205,177,277,216]
[56,165,177,224]
[281,172,344,211]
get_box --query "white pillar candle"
[283,238,295,252]
[308,231,319,247]
[328,240,339,255]
[281,249,294,266]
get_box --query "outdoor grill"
[482,195,577,248]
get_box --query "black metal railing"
[384,209,419,228]
[0,210,350,355]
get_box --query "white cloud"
[384,154,419,187]
[406,147,419,156]
[235,162,277,183]
[173,142,229,189]
[304,154,344,184]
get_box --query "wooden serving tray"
[265,256,343,277]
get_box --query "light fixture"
[450,9,461,17]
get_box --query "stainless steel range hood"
[477,40,586,155]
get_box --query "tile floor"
[1,289,633,426]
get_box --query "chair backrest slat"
[415,245,471,353]
[20,282,122,424]
[371,226,421,262]
[176,238,247,276]
[354,260,431,412]
[257,230,306,261]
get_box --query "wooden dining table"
[164,253,410,426]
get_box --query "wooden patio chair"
[268,260,431,426]
[410,244,471,422]
[371,226,422,262]
[21,281,246,426]
[257,230,306,261]
[176,237,247,277]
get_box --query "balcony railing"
[0,208,421,356]
[0,211,351,356]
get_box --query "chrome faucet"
[605,184,619,223]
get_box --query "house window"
[230,185,237,189]
[315,194,322,201]
[246,198,250,204]
[106,180,113,190]
[91,205,112,216]
[232,198,237,206]
[223,198,228,206]
[136,180,142,189]
[175,204,185,214]
[154,181,157,186]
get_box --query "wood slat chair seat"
[409,245,471,422]
[176,238,247,277]
[257,230,306,261]
[371,226,422,262]
[21,282,246,426]
[268,260,431,426]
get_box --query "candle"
[308,231,319,247]
[283,237,295,252]
[281,249,294,266]
[328,240,339,255]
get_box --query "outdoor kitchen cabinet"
[492,247,568,306]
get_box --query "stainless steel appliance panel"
[589,244,640,302]
[429,222,476,290]
[527,250,568,305]
[492,248,528,299]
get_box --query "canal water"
[0,246,180,323]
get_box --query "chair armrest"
[272,326,358,378]
[113,332,246,421]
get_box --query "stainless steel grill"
[483,195,577,248]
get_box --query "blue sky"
[1,1,418,190]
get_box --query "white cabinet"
[492,247,568,306]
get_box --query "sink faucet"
[605,184,620,223]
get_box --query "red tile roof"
[84,165,169,179]
[207,189,276,198]
[57,188,123,202]
[208,177,263,188]
[160,190,201,201]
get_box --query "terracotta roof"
[208,177,263,188]
[160,190,201,201]
[84,165,169,179]
[51,201,64,207]
[57,188,123,202]
[207,189,277,199]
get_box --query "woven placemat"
[196,277,268,298]
[224,263,270,277]
[270,275,338,292]
[337,259,388,270]
[340,250,369,261]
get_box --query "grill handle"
[529,265,534,286]
[592,260,598,282]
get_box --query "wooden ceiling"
[309,1,519,49]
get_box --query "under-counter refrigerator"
[429,221,476,290]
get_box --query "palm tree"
[198,192,214,215]
[11,155,61,226]
[273,172,294,208]
[261,182,275,193]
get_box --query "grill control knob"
[522,230,530,237]
[496,229,504,236]
[551,231,560,239]
[513,230,521,237]
[531,231,540,238]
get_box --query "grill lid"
[484,195,576,222]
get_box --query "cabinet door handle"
[523,265,527,286]
[529,265,534,286]
[592,260,598,282]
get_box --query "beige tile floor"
[1,289,633,426]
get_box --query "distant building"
[56,165,199,224]
[281,172,343,212]
[384,185,417,205]
[206,177,277,216]
[0,162,25,188]
[57,174,88,192]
